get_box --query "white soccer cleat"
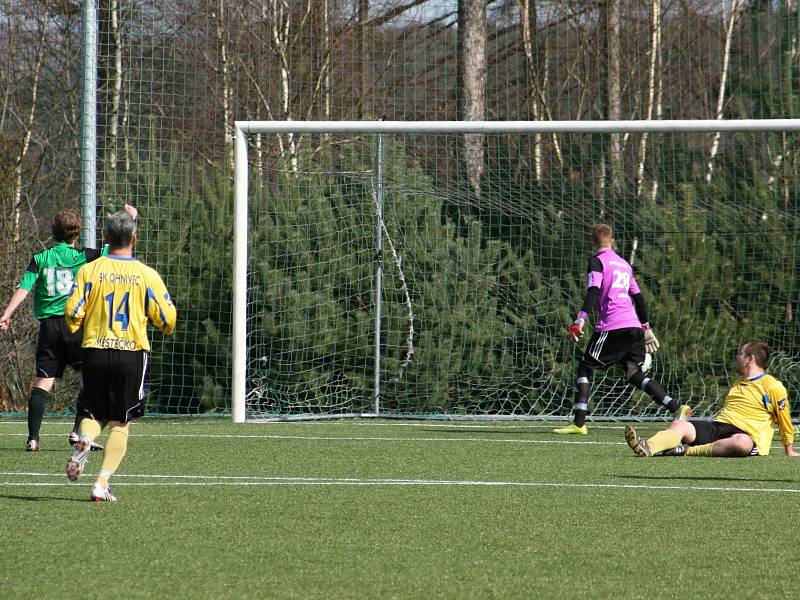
[26,439,41,452]
[70,432,104,452]
[65,439,92,482]
[91,483,118,503]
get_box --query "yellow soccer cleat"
[553,423,588,435]
[673,405,692,421]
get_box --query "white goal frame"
[232,119,800,422]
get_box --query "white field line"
[0,471,798,494]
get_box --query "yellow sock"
[647,430,682,455]
[78,418,103,443]
[96,425,129,487]
[687,443,714,456]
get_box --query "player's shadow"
[0,493,90,503]
[418,428,547,436]
[0,447,64,453]
[616,474,796,484]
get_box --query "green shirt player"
[0,206,136,451]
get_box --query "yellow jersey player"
[64,208,177,501]
[625,340,797,458]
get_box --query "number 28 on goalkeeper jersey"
[65,255,176,351]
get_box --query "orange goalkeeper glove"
[568,317,585,342]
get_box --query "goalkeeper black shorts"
[580,327,646,370]
[79,348,147,422]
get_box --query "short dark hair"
[741,340,771,368]
[103,210,136,248]
[52,210,81,243]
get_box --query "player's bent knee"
[731,434,755,456]
[669,420,695,442]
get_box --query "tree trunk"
[606,0,622,197]
[108,0,123,174]
[358,0,370,118]
[271,0,298,172]
[519,0,543,181]
[11,10,48,244]
[636,0,662,203]
[458,0,486,202]
[322,0,331,124]
[705,0,743,183]
[215,0,234,172]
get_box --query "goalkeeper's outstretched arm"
[578,286,600,318]
[631,292,660,353]
[631,292,649,326]
[568,286,600,341]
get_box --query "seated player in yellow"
[625,340,798,457]
[64,208,176,501]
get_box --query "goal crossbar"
[235,119,800,135]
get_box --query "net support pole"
[373,132,385,415]
[232,126,248,423]
[79,0,98,248]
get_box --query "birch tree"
[605,0,623,196]
[635,0,664,203]
[101,0,126,175]
[215,0,234,172]
[269,0,298,173]
[458,0,486,202]
[705,0,744,183]
[7,7,48,244]
[518,0,564,180]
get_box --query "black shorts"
[690,420,758,455]
[581,327,646,370]
[35,316,83,379]
[79,349,147,423]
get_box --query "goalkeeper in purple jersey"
[554,224,691,435]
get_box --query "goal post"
[232,120,800,423]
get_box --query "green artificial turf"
[1,418,797,599]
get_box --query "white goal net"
[232,120,800,422]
